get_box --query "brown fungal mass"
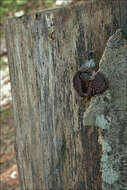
[73,69,109,97]
[87,71,109,96]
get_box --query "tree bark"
[4,0,127,189]
[84,28,127,190]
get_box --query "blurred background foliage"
[0,0,55,19]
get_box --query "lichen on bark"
[84,29,127,190]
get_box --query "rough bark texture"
[84,29,127,190]
[4,0,127,189]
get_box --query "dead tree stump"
[4,0,127,189]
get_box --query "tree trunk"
[4,0,127,189]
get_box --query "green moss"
[0,107,12,115]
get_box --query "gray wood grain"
[4,0,127,189]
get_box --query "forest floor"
[0,38,20,189]
[0,107,20,190]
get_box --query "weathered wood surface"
[84,29,127,190]
[4,0,127,189]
